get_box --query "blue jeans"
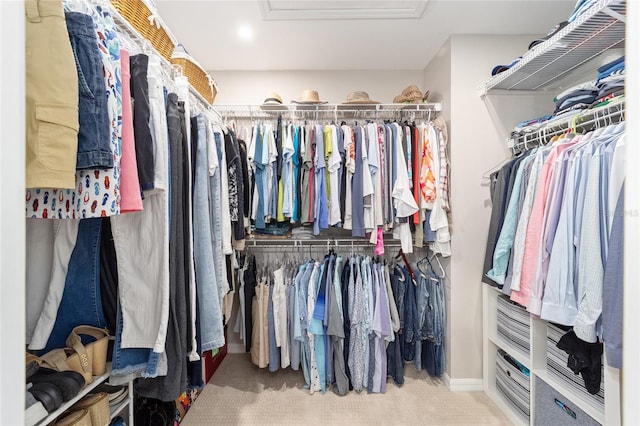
[110,306,161,380]
[44,218,106,352]
[398,267,417,362]
[296,263,313,388]
[209,130,225,306]
[65,12,112,170]
[194,115,224,351]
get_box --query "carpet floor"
[182,354,510,425]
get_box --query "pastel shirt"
[486,153,535,284]
[362,125,375,231]
[509,147,548,294]
[574,126,624,342]
[540,140,595,324]
[342,125,354,230]
[328,125,342,226]
[515,137,575,311]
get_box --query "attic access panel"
[258,0,429,20]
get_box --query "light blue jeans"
[209,128,226,306]
[194,115,224,351]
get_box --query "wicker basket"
[171,53,217,104]
[110,0,176,60]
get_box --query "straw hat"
[393,85,430,103]
[262,91,283,105]
[292,89,327,104]
[342,91,380,104]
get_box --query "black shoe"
[28,369,85,401]
[29,382,63,413]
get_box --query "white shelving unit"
[29,364,134,426]
[483,285,621,425]
[481,2,625,424]
[480,0,625,94]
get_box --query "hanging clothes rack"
[509,97,625,154]
[213,103,442,123]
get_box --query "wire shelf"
[482,0,625,93]
[510,97,625,153]
[213,103,442,122]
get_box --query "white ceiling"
[155,0,576,72]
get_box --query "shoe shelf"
[109,381,134,421]
[480,0,625,94]
[30,363,131,426]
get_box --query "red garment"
[412,126,421,224]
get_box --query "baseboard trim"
[226,343,246,354]
[444,375,483,392]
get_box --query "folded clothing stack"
[594,56,625,106]
[513,115,554,132]
[553,81,599,117]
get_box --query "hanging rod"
[244,237,404,248]
[510,98,625,154]
[213,103,442,122]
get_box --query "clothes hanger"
[481,157,511,180]
[431,253,446,279]
[394,248,415,281]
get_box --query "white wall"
[447,34,549,381]
[0,0,25,423]
[421,39,453,378]
[210,70,425,105]
[423,34,551,382]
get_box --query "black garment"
[481,159,516,286]
[295,127,303,223]
[137,93,188,401]
[226,255,233,293]
[224,132,240,227]
[244,257,257,353]
[129,54,155,192]
[276,115,283,180]
[229,131,245,241]
[180,102,194,360]
[341,260,353,391]
[190,117,198,193]
[238,139,250,220]
[99,217,118,336]
[337,125,347,223]
[557,330,603,395]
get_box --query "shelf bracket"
[601,7,626,23]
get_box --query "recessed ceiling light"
[238,25,253,41]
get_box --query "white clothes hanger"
[431,253,446,279]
